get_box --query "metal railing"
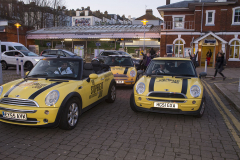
[162,21,195,30]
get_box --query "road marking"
[202,82,240,148]
[202,80,240,132]
[229,81,239,84]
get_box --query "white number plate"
[154,102,178,109]
[2,111,27,120]
[116,80,124,84]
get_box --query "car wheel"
[106,83,116,103]
[25,62,33,71]
[1,61,8,70]
[130,92,139,112]
[59,97,81,130]
[195,98,205,118]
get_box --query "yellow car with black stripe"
[0,57,116,130]
[130,57,207,117]
[103,55,138,86]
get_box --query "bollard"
[16,58,19,75]
[204,59,207,73]
[21,60,24,78]
[239,78,240,92]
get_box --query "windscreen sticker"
[156,79,180,84]
[89,82,103,99]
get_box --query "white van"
[0,42,29,53]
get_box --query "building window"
[232,7,240,25]
[172,15,185,29]
[174,40,184,57]
[229,40,240,60]
[206,10,215,26]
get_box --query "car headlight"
[190,85,201,98]
[34,59,40,62]
[45,90,60,106]
[136,82,145,94]
[0,86,3,96]
[130,70,136,77]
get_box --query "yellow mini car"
[130,57,207,117]
[102,55,138,86]
[0,57,116,130]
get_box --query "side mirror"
[89,73,98,79]
[137,70,144,75]
[199,72,207,79]
[25,71,29,76]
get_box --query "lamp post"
[14,23,21,43]
[141,19,148,53]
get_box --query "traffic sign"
[46,42,51,47]
[96,42,101,47]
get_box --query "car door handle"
[101,78,104,80]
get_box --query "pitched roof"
[157,0,227,9]
[135,14,160,20]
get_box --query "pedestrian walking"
[142,52,153,71]
[211,52,226,80]
[149,48,156,57]
[206,49,212,66]
[189,51,198,68]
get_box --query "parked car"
[0,42,29,53]
[1,50,43,70]
[40,49,78,58]
[93,55,138,86]
[95,50,142,70]
[0,57,116,130]
[130,57,207,117]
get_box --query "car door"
[4,51,15,65]
[14,51,25,66]
[2,51,13,64]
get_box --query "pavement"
[196,66,240,113]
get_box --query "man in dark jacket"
[189,51,198,68]
[149,48,156,57]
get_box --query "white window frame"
[232,7,240,25]
[172,15,185,29]
[229,40,240,61]
[174,40,184,57]
[205,10,215,26]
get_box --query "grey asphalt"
[0,67,239,160]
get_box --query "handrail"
[162,21,195,30]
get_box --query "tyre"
[130,92,139,112]
[195,98,205,118]
[25,62,33,71]
[59,97,81,130]
[1,61,8,70]
[105,82,116,103]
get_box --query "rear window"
[4,52,14,56]
[1,45,6,52]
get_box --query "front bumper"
[0,104,59,126]
[133,94,202,115]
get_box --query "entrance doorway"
[201,46,215,67]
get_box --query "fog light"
[43,119,48,123]
[44,110,49,115]
[138,97,142,100]
[192,101,196,104]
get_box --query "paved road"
[0,69,240,160]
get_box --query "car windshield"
[27,59,81,80]
[21,51,39,56]
[64,50,76,56]
[105,56,133,66]
[14,46,29,51]
[146,60,196,77]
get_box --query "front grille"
[147,98,186,103]
[0,98,39,107]
[148,92,186,99]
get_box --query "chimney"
[146,9,153,15]
[81,7,84,10]
[166,0,170,5]
[85,10,89,16]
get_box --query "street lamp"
[14,23,21,43]
[141,19,148,53]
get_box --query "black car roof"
[42,57,83,61]
[108,55,131,58]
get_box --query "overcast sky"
[65,0,182,19]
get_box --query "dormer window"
[232,7,240,25]
[205,10,215,26]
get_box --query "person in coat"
[206,49,212,66]
[189,51,198,68]
[211,52,226,80]
[142,52,153,71]
[149,48,156,57]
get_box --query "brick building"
[158,0,240,67]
